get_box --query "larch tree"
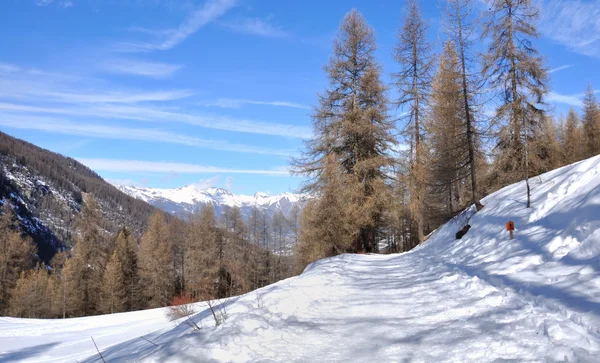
[139,212,173,308]
[99,230,135,314]
[296,155,356,271]
[62,196,108,317]
[293,9,396,254]
[482,0,549,208]
[8,266,50,318]
[443,0,483,206]
[394,0,435,243]
[561,107,584,164]
[428,41,469,218]
[0,202,35,315]
[582,83,600,158]
[185,205,217,299]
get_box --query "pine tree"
[443,0,483,205]
[561,107,584,164]
[482,0,549,208]
[582,83,600,158]
[293,9,396,253]
[394,0,435,243]
[139,212,173,308]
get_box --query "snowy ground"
[2,156,600,362]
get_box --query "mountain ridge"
[116,183,309,219]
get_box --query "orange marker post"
[506,221,515,240]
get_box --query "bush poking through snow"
[165,295,200,330]
[206,299,227,327]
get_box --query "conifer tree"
[62,196,108,316]
[443,0,483,205]
[185,206,217,299]
[0,203,35,315]
[561,107,584,164]
[582,83,600,158]
[296,155,356,270]
[99,250,127,314]
[394,0,435,242]
[294,9,396,253]
[8,266,49,318]
[139,212,173,308]
[482,0,549,208]
[429,41,467,217]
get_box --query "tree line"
[1,196,300,318]
[294,0,600,269]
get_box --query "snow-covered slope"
[3,156,600,362]
[116,184,308,219]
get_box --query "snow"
[3,156,600,362]
[116,184,307,210]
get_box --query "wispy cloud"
[549,64,574,73]
[0,76,193,103]
[103,59,182,79]
[116,0,237,52]
[77,158,292,176]
[540,0,600,58]
[547,89,600,107]
[223,18,289,38]
[0,63,311,138]
[0,102,312,138]
[0,114,293,156]
[199,98,310,110]
[35,0,73,7]
[107,178,149,188]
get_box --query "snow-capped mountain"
[115,184,309,219]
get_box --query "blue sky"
[0,0,599,195]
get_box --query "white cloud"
[189,176,221,189]
[0,77,193,103]
[223,18,289,38]
[0,102,312,138]
[77,158,292,176]
[107,179,149,188]
[549,64,574,73]
[199,98,310,110]
[546,89,600,107]
[0,114,293,156]
[103,59,182,79]
[0,64,312,138]
[0,63,20,73]
[117,0,237,52]
[540,0,600,58]
[35,0,73,7]
[225,176,233,190]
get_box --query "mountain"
[3,155,600,362]
[116,184,309,220]
[0,131,166,262]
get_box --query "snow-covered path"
[2,156,600,362]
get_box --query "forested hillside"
[0,131,163,260]
[0,132,297,318]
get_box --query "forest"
[1,0,600,319]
